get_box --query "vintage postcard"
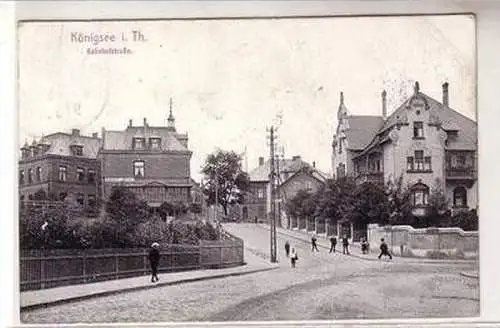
[17,13,479,325]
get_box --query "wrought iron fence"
[20,236,244,291]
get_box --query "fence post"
[40,256,45,289]
[115,254,119,279]
[198,244,202,269]
[82,253,87,283]
[143,249,147,276]
[220,245,223,268]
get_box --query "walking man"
[284,241,291,257]
[342,235,350,255]
[361,238,369,254]
[149,242,161,283]
[329,235,337,253]
[290,248,298,268]
[311,235,319,252]
[378,238,392,260]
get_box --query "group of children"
[283,235,393,268]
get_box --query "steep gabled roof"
[380,92,476,150]
[38,133,101,158]
[103,126,189,152]
[344,115,385,150]
[248,157,326,185]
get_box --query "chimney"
[292,155,301,161]
[442,82,449,107]
[71,129,80,136]
[312,161,316,168]
[92,132,98,138]
[258,157,264,166]
[143,117,148,127]
[382,90,387,120]
[129,119,133,127]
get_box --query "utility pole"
[268,126,278,263]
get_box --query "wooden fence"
[20,234,244,291]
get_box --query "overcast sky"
[18,15,475,181]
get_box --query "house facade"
[18,129,101,215]
[244,155,327,227]
[99,103,193,207]
[332,81,477,220]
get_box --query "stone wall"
[367,223,478,259]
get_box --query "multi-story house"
[99,103,193,207]
[18,129,101,215]
[244,155,327,227]
[332,81,477,223]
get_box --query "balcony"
[445,167,477,180]
[355,171,384,185]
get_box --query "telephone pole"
[268,126,278,263]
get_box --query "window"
[76,193,85,206]
[71,145,83,156]
[133,138,145,149]
[134,161,145,178]
[19,170,24,185]
[407,157,414,170]
[28,169,33,184]
[88,194,97,208]
[458,155,466,166]
[36,167,42,182]
[376,160,381,172]
[59,192,67,201]
[424,157,432,171]
[150,138,161,149]
[77,168,85,182]
[257,189,264,199]
[453,187,467,208]
[414,151,424,171]
[411,184,429,206]
[88,169,96,184]
[413,121,424,138]
[338,140,343,154]
[58,166,67,181]
[306,181,313,190]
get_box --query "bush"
[451,209,478,231]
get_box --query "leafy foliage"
[201,149,251,215]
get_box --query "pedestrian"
[255,216,258,224]
[290,248,298,268]
[329,235,337,253]
[378,238,392,260]
[149,242,161,283]
[311,235,319,252]
[361,238,369,254]
[342,234,350,255]
[284,241,290,257]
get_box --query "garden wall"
[367,223,478,259]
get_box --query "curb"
[260,224,476,265]
[460,271,479,279]
[21,266,278,311]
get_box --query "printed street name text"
[70,30,147,55]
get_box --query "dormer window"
[71,145,83,156]
[150,137,161,150]
[133,137,145,149]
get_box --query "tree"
[201,149,251,216]
[285,189,316,220]
[33,188,48,201]
[385,175,413,226]
[426,178,451,227]
[352,181,390,228]
[315,177,357,227]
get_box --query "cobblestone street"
[21,224,479,323]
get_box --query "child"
[361,238,369,254]
[311,236,319,252]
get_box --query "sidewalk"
[21,247,278,311]
[261,224,477,265]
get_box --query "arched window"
[411,183,429,206]
[453,186,467,208]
